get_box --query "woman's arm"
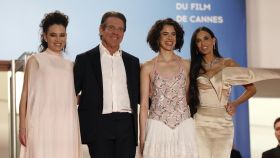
[224,59,257,115]
[227,83,256,115]
[139,62,152,154]
[18,56,38,146]
[182,59,191,101]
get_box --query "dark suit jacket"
[231,149,242,158]
[74,45,140,144]
[262,145,280,158]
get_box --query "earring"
[213,44,216,50]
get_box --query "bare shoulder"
[141,59,154,74]
[26,55,39,67]
[27,55,37,62]
[224,58,240,67]
[179,57,191,75]
[180,57,190,69]
[24,55,39,74]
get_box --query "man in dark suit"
[74,11,140,158]
[262,117,280,158]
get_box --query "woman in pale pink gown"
[18,11,82,158]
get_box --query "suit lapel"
[89,46,103,92]
[122,52,132,99]
[274,145,280,156]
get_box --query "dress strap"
[151,54,184,78]
[176,56,184,73]
[149,56,158,81]
[152,56,158,74]
[172,56,184,77]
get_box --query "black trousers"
[87,113,136,158]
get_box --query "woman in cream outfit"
[188,26,280,158]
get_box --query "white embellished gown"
[143,58,198,158]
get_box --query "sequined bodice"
[148,60,191,129]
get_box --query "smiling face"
[159,25,176,52]
[99,17,125,53]
[195,30,216,56]
[43,24,67,53]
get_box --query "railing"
[0,61,11,71]
[0,52,35,158]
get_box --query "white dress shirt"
[99,43,131,114]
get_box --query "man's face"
[99,17,125,53]
[274,121,280,144]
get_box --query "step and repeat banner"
[0,0,249,157]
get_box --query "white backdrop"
[247,1,280,157]
[247,0,280,69]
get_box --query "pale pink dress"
[20,49,82,158]
[143,57,198,158]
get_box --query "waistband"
[197,106,230,118]
[101,112,133,119]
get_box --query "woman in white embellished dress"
[18,11,82,158]
[188,26,280,158]
[140,18,198,158]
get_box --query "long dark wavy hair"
[189,26,222,116]
[39,10,69,52]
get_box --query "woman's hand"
[19,128,27,146]
[140,140,145,155]
[76,95,81,105]
[225,102,237,116]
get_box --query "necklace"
[202,58,219,69]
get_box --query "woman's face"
[43,24,67,53]
[159,25,176,52]
[195,30,216,56]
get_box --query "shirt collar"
[99,42,122,57]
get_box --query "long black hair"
[188,26,222,116]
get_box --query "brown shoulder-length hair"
[147,18,184,53]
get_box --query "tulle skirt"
[142,118,198,158]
